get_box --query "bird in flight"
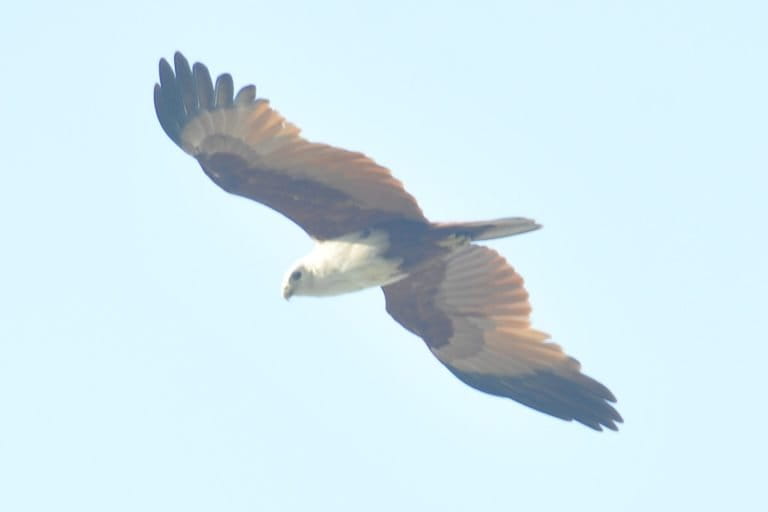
[154,52,622,431]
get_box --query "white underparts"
[286,229,405,297]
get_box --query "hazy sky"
[2,1,766,511]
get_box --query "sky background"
[1,1,766,511]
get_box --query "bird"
[154,52,622,431]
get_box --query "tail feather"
[432,217,540,241]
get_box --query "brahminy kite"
[154,52,622,431]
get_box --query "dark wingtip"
[235,84,256,105]
[214,73,234,108]
[154,83,178,143]
[449,366,623,432]
[173,51,189,70]
[158,57,174,87]
[193,62,214,110]
[154,52,260,149]
[155,54,185,146]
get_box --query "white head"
[281,262,316,300]
[280,231,403,300]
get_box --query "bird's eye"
[290,270,302,281]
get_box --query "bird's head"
[281,263,312,300]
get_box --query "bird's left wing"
[382,245,622,431]
[154,52,427,240]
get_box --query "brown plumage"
[155,52,622,431]
[155,53,425,240]
[384,246,621,430]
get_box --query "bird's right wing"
[154,52,427,240]
[382,245,622,431]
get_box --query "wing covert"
[383,245,622,431]
[155,52,427,240]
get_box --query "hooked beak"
[282,286,293,301]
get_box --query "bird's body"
[154,52,623,431]
[284,229,405,298]
[283,219,530,298]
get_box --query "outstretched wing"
[383,245,622,431]
[154,52,427,240]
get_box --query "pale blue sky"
[1,1,766,511]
